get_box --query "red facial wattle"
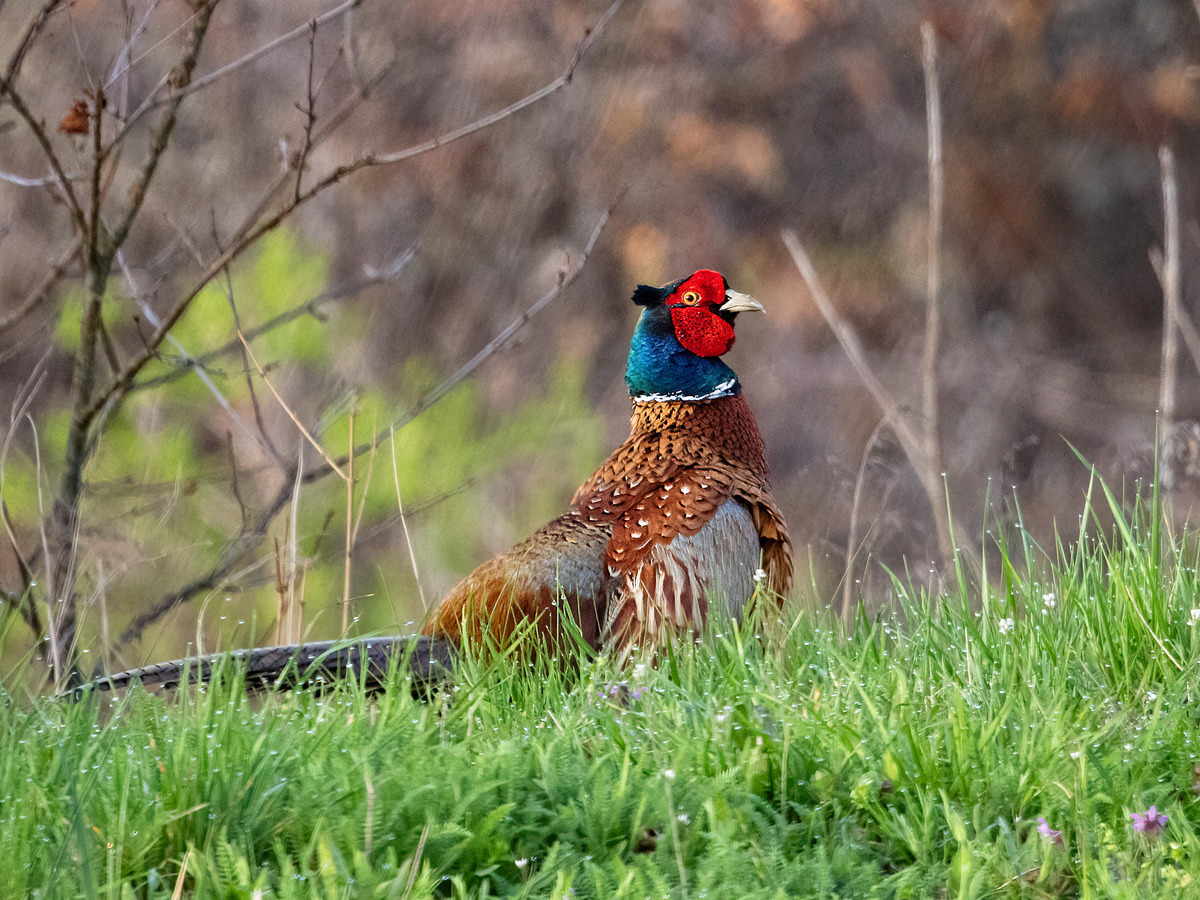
[669,306,736,357]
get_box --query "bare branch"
[105,0,185,102]
[0,239,80,331]
[2,0,67,95]
[116,0,361,142]
[0,76,87,237]
[0,352,51,652]
[83,0,622,429]
[378,196,618,439]
[1,504,44,640]
[293,21,320,202]
[342,410,355,632]
[108,1,216,254]
[782,230,924,461]
[373,0,625,167]
[1151,239,1200,374]
[111,1,159,98]
[0,170,71,187]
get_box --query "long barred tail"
[71,635,455,697]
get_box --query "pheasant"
[80,270,791,694]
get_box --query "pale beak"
[720,289,764,314]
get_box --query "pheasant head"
[625,269,764,402]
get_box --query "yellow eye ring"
[681,290,701,305]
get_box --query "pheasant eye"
[681,290,701,305]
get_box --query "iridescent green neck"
[625,307,741,402]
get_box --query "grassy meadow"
[4,486,1200,899]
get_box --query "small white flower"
[1190,609,1200,625]
[998,617,1014,634]
[515,858,529,869]
[677,813,690,824]
[1043,592,1056,608]
[663,769,676,780]
[1070,750,1081,759]
[632,663,648,679]
[754,568,767,583]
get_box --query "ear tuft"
[631,284,666,307]
[631,278,684,307]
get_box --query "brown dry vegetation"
[1,0,1199,687]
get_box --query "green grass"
[5,498,1200,897]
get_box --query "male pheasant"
[81,270,791,693]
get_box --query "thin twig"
[293,21,320,203]
[390,426,428,612]
[1157,145,1181,445]
[397,200,618,431]
[782,231,923,458]
[0,170,72,188]
[104,0,161,113]
[278,446,304,646]
[1149,244,1200,408]
[131,247,415,393]
[204,220,289,469]
[842,418,889,623]
[404,825,430,899]
[2,0,67,92]
[237,332,348,481]
[1,501,45,643]
[1,357,51,641]
[114,471,295,651]
[373,0,624,167]
[0,75,87,236]
[114,249,266,453]
[0,240,81,331]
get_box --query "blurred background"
[1,0,1199,677]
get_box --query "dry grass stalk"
[1157,145,1181,447]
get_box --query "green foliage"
[7,501,1200,897]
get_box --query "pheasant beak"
[720,289,764,314]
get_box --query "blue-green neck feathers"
[625,306,741,402]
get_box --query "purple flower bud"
[1037,817,1064,847]
[1130,806,1168,839]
